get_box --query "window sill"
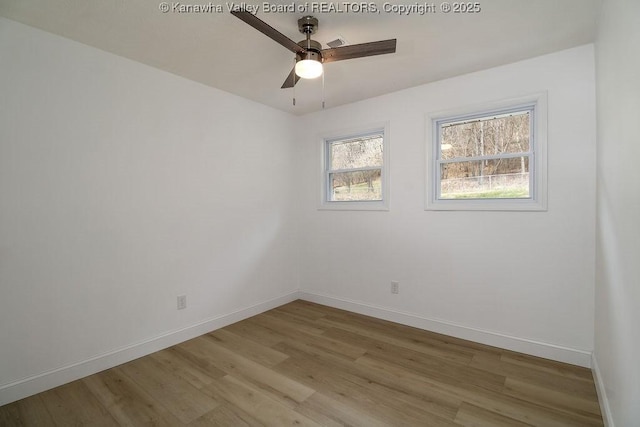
[425,197,547,211]
[319,201,389,211]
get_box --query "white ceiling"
[0,0,602,115]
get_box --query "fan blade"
[231,10,305,54]
[322,39,396,64]
[281,66,301,88]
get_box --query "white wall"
[296,45,597,366]
[0,17,299,404]
[594,0,640,424]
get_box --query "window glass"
[330,170,382,201]
[330,135,383,170]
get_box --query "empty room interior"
[0,0,638,425]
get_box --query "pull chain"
[322,71,325,109]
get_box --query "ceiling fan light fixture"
[230,11,396,89]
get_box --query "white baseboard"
[0,290,300,406]
[591,353,614,427]
[300,291,593,368]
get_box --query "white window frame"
[426,93,547,211]
[320,123,390,211]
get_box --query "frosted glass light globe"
[295,59,323,79]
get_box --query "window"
[321,125,389,210]
[426,93,547,211]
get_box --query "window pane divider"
[438,152,532,164]
[328,166,383,174]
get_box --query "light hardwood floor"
[0,300,603,426]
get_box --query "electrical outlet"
[391,281,399,294]
[177,295,187,310]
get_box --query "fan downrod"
[296,16,322,62]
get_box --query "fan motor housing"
[296,50,322,64]
[296,39,323,62]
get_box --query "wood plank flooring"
[0,300,604,426]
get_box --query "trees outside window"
[439,109,532,199]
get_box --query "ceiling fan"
[230,10,397,89]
